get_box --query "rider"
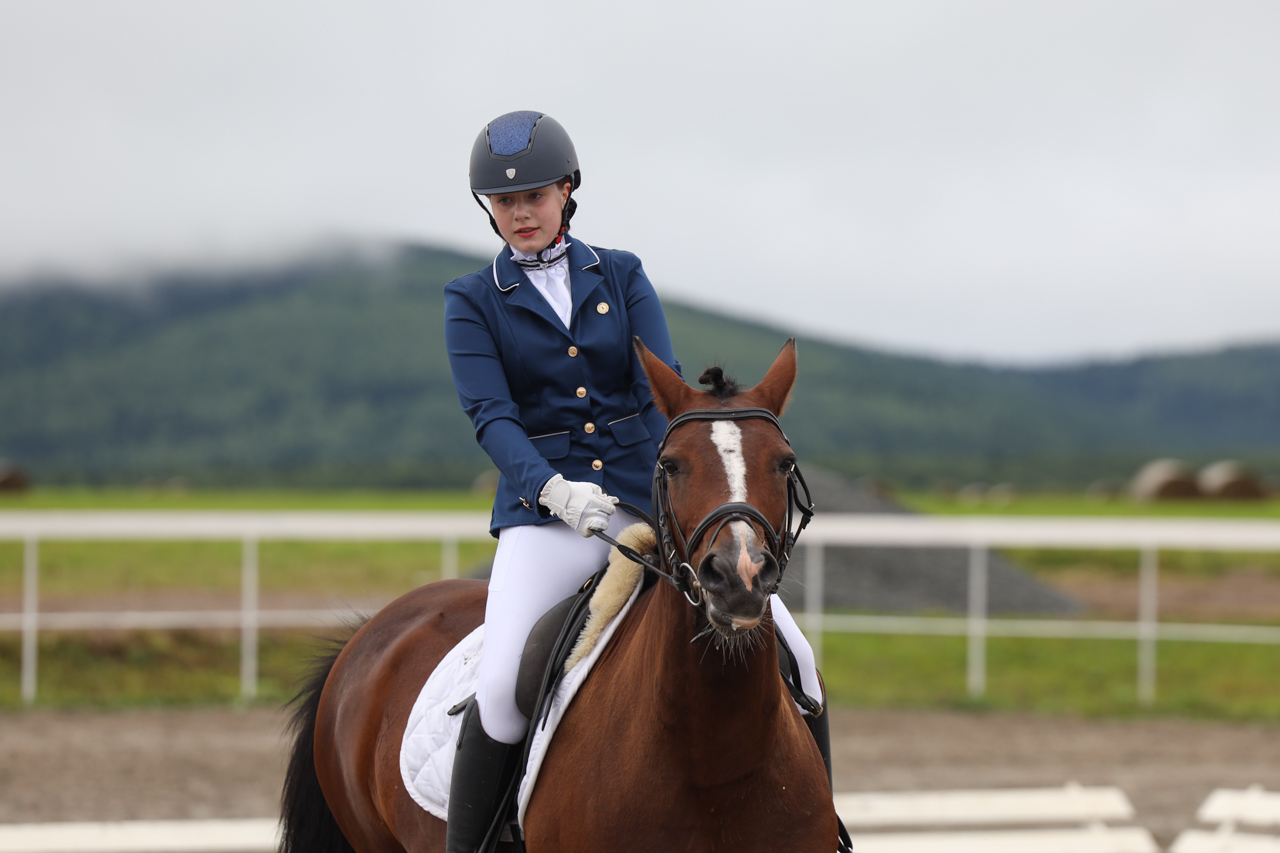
[443,110,830,853]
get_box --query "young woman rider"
[442,110,829,853]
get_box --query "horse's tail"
[279,629,363,853]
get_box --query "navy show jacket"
[444,237,681,535]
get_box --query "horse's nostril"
[758,554,780,591]
[697,552,733,594]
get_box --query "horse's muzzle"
[697,542,779,632]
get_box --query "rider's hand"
[538,474,619,537]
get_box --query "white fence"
[3,511,1280,707]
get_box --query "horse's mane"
[697,366,740,400]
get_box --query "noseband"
[601,406,814,606]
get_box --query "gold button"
[596,302,609,314]
[568,346,579,357]
[575,387,586,398]
[591,459,603,471]
[584,422,596,434]
[520,497,531,509]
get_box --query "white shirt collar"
[510,239,573,329]
[510,237,571,270]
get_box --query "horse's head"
[635,337,808,642]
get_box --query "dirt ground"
[2,706,1277,848]
[1044,567,1280,621]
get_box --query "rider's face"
[486,181,571,254]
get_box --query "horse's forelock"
[697,366,741,400]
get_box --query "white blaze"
[711,421,760,591]
[710,422,747,502]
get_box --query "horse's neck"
[633,582,792,780]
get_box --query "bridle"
[598,406,814,607]
[593,405,839,807]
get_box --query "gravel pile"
[776,469,1080,616]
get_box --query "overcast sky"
[2,1,1278,364]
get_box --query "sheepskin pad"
[399,524,652,827]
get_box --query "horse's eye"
[779,458,796,474]
[661,459,680,476]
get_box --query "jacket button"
[520,497,531,509]
[584,422,595,434]
[596,302,609,314]
[591,459,603,471]
[568,346,579,357]
[575,387,587,398]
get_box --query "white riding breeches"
[474,513,823,744]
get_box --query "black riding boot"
[802,681,854,852]
[446,699,520,853]
[803,699,834,793]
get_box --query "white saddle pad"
[398,569,644,828]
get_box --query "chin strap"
[533,192,575,262]
[471,191,501,238]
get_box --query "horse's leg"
[315,579,488,853]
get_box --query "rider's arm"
[445,284,557,515]
[622,255,681,455]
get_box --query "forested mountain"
[2,245,1278,488]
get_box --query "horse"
[280,338,841,853]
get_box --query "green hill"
[2,244,1278,488]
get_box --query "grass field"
[0,539,497,597]
[2,487,1279,718]
[0,487,498,597]
[0,487,495,511]
[902,491,1280,518]
[820,632,1280,720]
[3,628,1278,720]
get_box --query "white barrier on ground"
[1172,786,1280,853]
[0,787,1160,853]
[836,784,1159,853]
[0,819,278,853]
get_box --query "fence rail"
[3,511,1280,707]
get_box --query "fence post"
[804,543,824,670]
[21,536,39,706]
[967,544,988,699]
[442,538,459,581]
[240,536,259,702]
[1138,547,1159,707]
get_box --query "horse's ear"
[635,336,697,418]
[750,338,798,416]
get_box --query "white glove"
[538,474,618,537]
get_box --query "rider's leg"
[802,675,833,790]
[444,699,519,853]
[475,509,639,744]
[770,596,834,790]
[770,595,823,702]
[447,511,639,853]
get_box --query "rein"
[595,406,814,604]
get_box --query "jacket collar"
[490,236,600,293]
[491,237,606,339]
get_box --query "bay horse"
[280,339,841,853]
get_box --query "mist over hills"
[2,244,1278,489]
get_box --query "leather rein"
[596,406,815,607]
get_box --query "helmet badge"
[506,168,516,179]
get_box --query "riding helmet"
[470,111,580,194]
